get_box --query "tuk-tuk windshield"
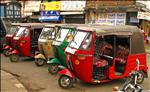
[55,28,70,42]
[15,27,29,37]
[40,27,55,40]
[8,26,18,35]
[69,31,92,50]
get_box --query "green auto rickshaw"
[47,25,77,74]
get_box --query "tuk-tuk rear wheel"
[9,54,19,62]
[3,50,10,57]
[137,71,145,84]
[48,64,59,75]
[35,58,46,66]
[58,75,73,89]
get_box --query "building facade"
[85,0,150,36]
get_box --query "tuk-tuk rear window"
[40,27,55,39]
[55,28,69,42]
[55,28,74,42]
[8,26,18,35]
[15,27,28,37]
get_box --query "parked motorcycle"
[113,59,147,92]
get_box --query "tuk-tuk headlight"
[10,48,13,50]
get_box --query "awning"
[38,16,63,21]
[60,11,84,15]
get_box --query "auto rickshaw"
[3,23,20,56]
[58,25,148,89]
[34,24,63,66]
[47,25,77,74]
[9,23,48,62]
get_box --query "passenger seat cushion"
[94,60,108,67]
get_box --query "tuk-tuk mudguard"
[58,68,75,78]
[34,53,46,60]
[48,58,60,64]
[11,49,19,55]
[3,45,11,50]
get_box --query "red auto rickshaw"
[3,23,20,56]
[9,23,47,62]
[58,25,148,89]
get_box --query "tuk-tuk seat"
[115,45,129,64]
[93,59,108,67]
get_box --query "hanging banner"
[40,1,61,11]
[61,1,86,11]
[97,13,126,25]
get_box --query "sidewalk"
[1,70,28,92]
[145,44,150,54]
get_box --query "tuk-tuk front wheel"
[9,54,19,62]
[48,64,59,75]
[58,75,73,89]
[35,58,45,66]
[3,50,10,57]
[137,71,145,84]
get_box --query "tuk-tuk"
[9,23,47,62]
[34,24,63,66]
[3,23,20,56]
[47,25,77,74]
[58,25,148,89]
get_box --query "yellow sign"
[40,1,61,11]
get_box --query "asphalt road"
[1,54,150,92]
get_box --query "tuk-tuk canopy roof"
[58,24,94,29]
[77,25,140,36]
[19,23,50,28]
[11,23,23,26]
[44,24,66,28]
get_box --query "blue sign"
[40,11,59,16]
[39,16,63,21]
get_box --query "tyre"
[3,50,10,57]
[48,64,59,75]
[9,54,19,62]
[58,75,73,89]
[137,71,145,84]
[35,58,45,66]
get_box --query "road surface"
[1,54,150,92]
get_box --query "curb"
[1,70,28,92]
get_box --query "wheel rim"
[60,76,71,87]
[137,73,144,83]
[11,55,18,62]
[5,50,10,56]
[50,64,58,73]
[37,59,44,65]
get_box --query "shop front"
[60,1,86,24]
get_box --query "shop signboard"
[137,11,150,21]
[61,1,86,11]
[24,1,41,12]
[40,1,61,11]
